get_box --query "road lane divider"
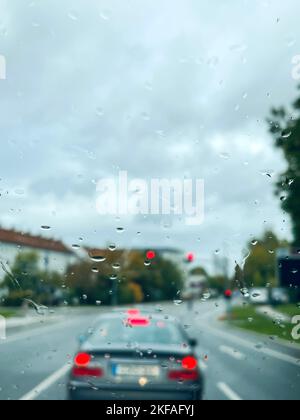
[201,324,300,368]
[20,364,70,401]
[217,382,242,401]
[219,345,245,361]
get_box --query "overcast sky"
[0,0,299,272]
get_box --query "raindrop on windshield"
[281,129,292,139]
[173,300,183,306]
[68,11,78,21]
[90,256,106,263]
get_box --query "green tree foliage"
[243,231,288,288]
[3,251,65,306]
[66,250,184,305]
[268,87,300,245]
[190,266,208,277]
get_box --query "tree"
[66,249,184,305]
[243,231,288,288]
[3,251,65,306]
[3,252,41,295]
[268,87,300,245]
[190,267,208,277]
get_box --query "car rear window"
[88,318,184,346]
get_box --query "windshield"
[0,0,299,405]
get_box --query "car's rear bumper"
[68,382,203,401]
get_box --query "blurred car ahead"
[68,311,204,401]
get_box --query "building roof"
[0,228,73,255]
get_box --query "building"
[0,227,77,281]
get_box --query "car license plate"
[112,364,160,377]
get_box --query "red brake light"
[182,356,198,370]
[146,250,156,260]
[74,353,91,367]
[72,367,103,378]
[127,317,150,327]
[168,370,199,381]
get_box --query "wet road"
[0,301,299,401]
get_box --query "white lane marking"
[202,324,300,368]
[217,382,242,401]
[20,364,70,401]
[219,345,245,361]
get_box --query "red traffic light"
[186,253,195,263]
[224,289,232,298]
[146,250,156,260]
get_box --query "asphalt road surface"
[0,301,299,401]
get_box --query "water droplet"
[141,112,150,121]
[14,188,25,196]
[251,240,258,246]
[91,267,99,273]
[68,11,78,21]
[241,288,250,298]
[116,227,125,234]
[144,260,151,267]
[174,300,183,306]
[82,295,88,301]
[96,300,102,306]
[281,129,292,139]
[41,225,51,230]
[108,244,117,252]
[72,244,81,250]
[112,263,121,270]
[99,10,111,20]
[25,299,48,316]
[96,107,104,117]
[90,255,106,263]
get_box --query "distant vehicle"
[68,311,204,401]
[270,288,290,305]
[249,288,269,305]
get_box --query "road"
[0,301,299,401]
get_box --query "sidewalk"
[256,306,291,323]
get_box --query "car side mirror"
[189,338,198,348]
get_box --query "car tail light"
[168,370,199,381]
[74,352,91,367]
[182,356,198,370]
[127,317,150,327]
[72,366,103,378]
